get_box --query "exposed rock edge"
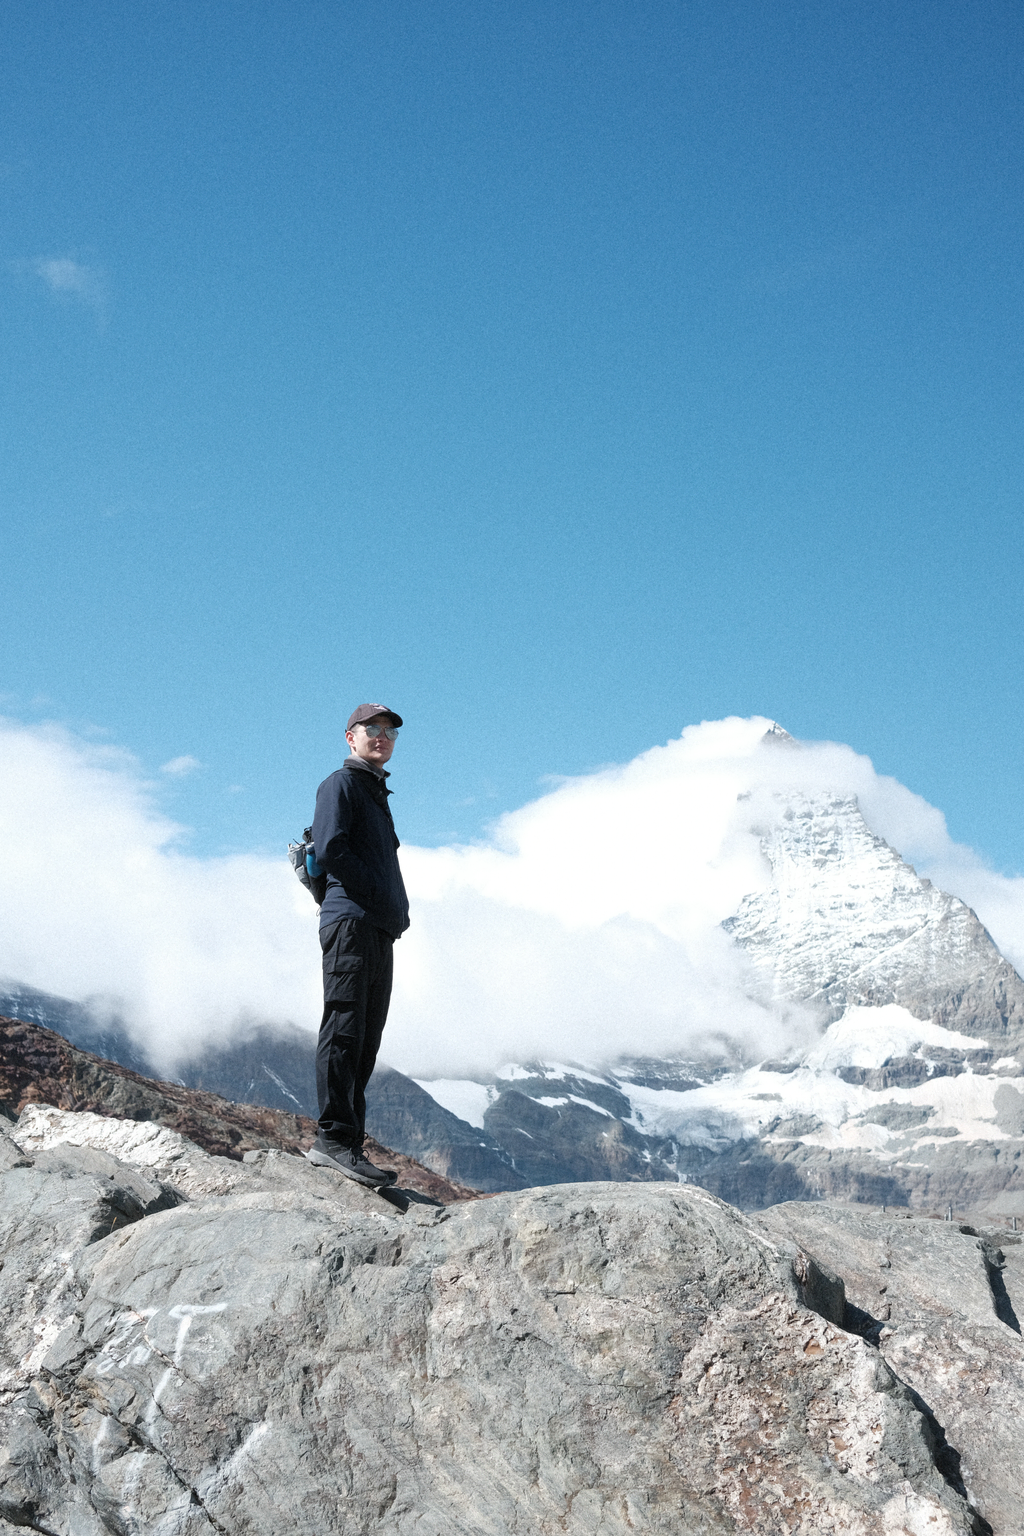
[4,1107,1020,1534]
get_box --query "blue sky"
[2,1,1022,868]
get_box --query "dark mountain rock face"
[381,1066,708,1195]
[681,1133,1024,1216]
[0,981,155,1074]
[171,1020,318,1113]
[1,1104,1006,1536]
[363,1067,527,1192]
[480,1083,678,1186]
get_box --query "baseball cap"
[346,703,404,730]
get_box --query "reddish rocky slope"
[0,1014,476,1204]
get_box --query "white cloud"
[159,755,202,778]
[1,714,1023,1081]
[27,256,105,310]
[0,719,319,1070]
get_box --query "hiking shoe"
[305,1136,395,1188]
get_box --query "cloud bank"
[0,721,318,1069]
[2,714,1023,1080]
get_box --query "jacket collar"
[343,757,392,796]
[344,755,389,781]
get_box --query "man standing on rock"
[306,704,410,1187]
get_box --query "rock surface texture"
[0,1107,1009,1535]
[757,1201,1024,1536]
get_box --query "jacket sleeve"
[312,774,378,904]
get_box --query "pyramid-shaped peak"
[761,721,795,746]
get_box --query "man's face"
[346,715,397,770]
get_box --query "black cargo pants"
[316,917,394,1147]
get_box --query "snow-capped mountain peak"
[725,789,1024,1047]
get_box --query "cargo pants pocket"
[321,919,366,1005]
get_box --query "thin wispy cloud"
[159,755,202,778]
[23,256,105,313]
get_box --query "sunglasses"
[361,722,400,740]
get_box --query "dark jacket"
[312,759,411,938]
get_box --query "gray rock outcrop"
[758,1201,1024,1536]
[0,1107,1004,1534]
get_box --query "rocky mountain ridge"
[0,1015,475,1207]
[0,982,319,1115]
[3,1101,1022,1533]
